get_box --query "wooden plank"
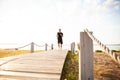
[80,32,94,80]
[0,71,60,80]
[0,56,19,66]
[0,50,68,80]
[71,42,75,54]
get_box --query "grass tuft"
[0,49,44,58]
[60,50,79,80]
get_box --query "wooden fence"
[78,28,120,80]
[3,42,54,53]
[3,42,75,53]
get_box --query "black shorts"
[58,38,63,44]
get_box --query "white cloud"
[80,0,120,15]
[114,1,120,10]
[101,0,120,11]
[114,5,120,10]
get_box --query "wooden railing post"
[71,42,75,54]
[45,43,47,51]
[79,32,94,80]
[51,44,53,50]
[31,42,34,53]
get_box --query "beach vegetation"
[0,49,44,58]
[61,50,79,80]
[61,50,120,80]
[95,50,103,52]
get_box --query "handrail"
[34,43,45,47]
[6,42,54,52]
[84,28,120,64]
[16,43,31,50]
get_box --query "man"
[57,28,63,49]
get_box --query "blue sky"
[0,0,120,46]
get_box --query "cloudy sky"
[0,0,120,46]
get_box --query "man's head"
[59,28,61,32]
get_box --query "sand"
[94,52,120,80]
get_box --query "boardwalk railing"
[84,29,120,64]
[4,42,54,53]
[3,42,76,53]
[79,28,120,80]
[79,30,94,80]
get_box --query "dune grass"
[61,50,120,80]
[0,49,44,58]
[94,52,120,80]
[61,50,79,80]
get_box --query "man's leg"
[58,43,62,48]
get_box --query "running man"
[57,28,63,49]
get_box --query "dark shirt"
[57,32,63,44]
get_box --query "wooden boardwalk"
[0,50,68,80]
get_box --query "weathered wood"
[0,71,60,80]
[79,32,94,80]
[0,50,68,80]
[71,42,75,54]
[84,28,120,64]
[45,43,48,51]
[51,44,54,50]
[30,42,34,53]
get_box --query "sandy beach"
[94,52,120,80]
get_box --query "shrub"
[95,50,103,52]
[117,49,120,52]
[111,50,117,52]
[60,50,79,80]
